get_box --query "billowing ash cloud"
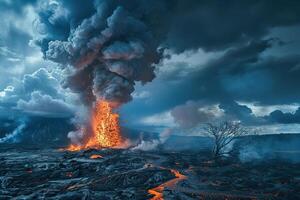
[34,0,164,105]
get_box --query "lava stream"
[148,169,187,200]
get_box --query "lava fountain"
[67,100,123,151]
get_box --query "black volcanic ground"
[0,144,300,200]
[1,118,300,199]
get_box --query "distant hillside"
[235,134,300,163]
[162,135,213,151]
[1,117,300,161]
[0,117,73,147]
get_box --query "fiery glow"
[148,168,187,200]
[66,100,123,151]
[90,154,103,159]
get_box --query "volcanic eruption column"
[34,0,166,149]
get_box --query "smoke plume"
[33,0,174,145]
[34,0,165,106]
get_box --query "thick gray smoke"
[34,0,165,105]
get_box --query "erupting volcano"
[67,100,123,151]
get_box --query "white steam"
[0,121,26,143]
[131,128,172,151]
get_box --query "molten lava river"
[148,168,187,200]
[67,100,123,151]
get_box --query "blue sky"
[1,0,300,135]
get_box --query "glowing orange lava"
[67,100,123,151]
[90,154,103,159]
[148,169,187,200]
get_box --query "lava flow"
[67,100,123,151]
[148,169,187,200]
[90,154,103,159]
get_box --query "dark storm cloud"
[22,68,60,98]
[125,37,300,127]
[33,0,300,107]
[219,100,262,125]
[1,25,32,56]
[17,91,73,118]
[0,24,34,88]
[268,108,300,124]
[221,54,300,105]
[0,68,74,118]
[166,0,300,52]
[1,0,300,129]
[0,0,35,60]
[0,0,45,89]
[169,39,299,105]
[144,40,274,111]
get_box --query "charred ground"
[0,144,299,200]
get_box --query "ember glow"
[90,154,103,159]
[67,100,123,151]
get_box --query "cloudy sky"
[1,0,300,135]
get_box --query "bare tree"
[205,121,248,159]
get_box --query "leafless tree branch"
[205,121,250,159]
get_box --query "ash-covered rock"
[0,146,174,199]
[0,145,299,200]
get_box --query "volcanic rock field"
[0,144,299,200]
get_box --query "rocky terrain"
[0,144,300,200]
